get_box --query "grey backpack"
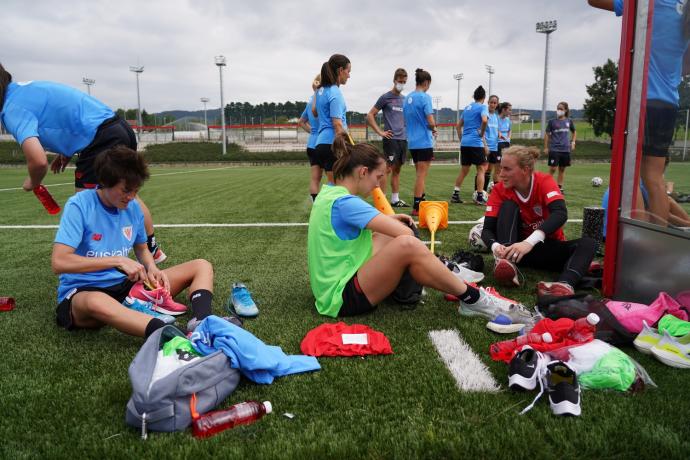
[125,325,240,437]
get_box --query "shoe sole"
[633,338,657,355]
[153,252,167,265]
[494,262,519,287]
[452,271,485,284]
[232,300,259,317]
[152,305,187,316]
[550,400,581,416]
[486,321,525,334]
[650,347,690,368]
[508,373,538,391]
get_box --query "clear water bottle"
[33,184,61,214]
[192,400,272,438]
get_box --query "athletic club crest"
[533,205,543,217]
[122,226,133,241]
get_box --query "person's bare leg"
[476,163,487,192]
[641,155,670,225]
[391,163,402,195]
[549,166,557,177]
[379,164,392,193]
[454,165,472,188]
[668,196,690,226]
[357,235,467,305]
[164,259,214,297]
[414,161,430,198]
[71,291,153,337]
[557,166,566,188]
[310,165,323,195]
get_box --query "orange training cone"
[419,201,448,253]
[372,187,395,215]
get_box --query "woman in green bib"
[307,133,516,318]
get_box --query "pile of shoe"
[509,346,581,417]
[634,315,690,368]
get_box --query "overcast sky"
[3,0,622,114]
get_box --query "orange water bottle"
[33,185,61,214]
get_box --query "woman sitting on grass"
[52,146,218,338]
[307,133,516,319]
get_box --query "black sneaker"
[508,346,546,391]
[450,193,463,204]
[451,249,485,272]
[392,200,410,208]
[546,361,581,416]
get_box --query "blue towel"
[190,315,321,384]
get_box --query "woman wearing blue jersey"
[0,63,166,263]
[451,86,489,205]
[495,101,513,183]
[480,95,500,192]
[402,68,437,217]
[590,0,690,225]
[298,74,322,201]
[313,54,351,185]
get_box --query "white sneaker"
[650,330,690,368]
[458,287,526,321]
[450,263,485,284]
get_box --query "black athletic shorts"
[548,151,571,168]
[383,139,408,165]
[314,143,336,171]
[487,150,500,164]
[644,99,677,157]
[497,141,510,158]
[339,273,376,317]
[460,146,487,166]
[409,148,433,163]
[56,279,134,330]
[306,147,318,166]
[74,116,137,189]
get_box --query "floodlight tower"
[215,55,227,155]
[432,96,442,123]
[485,65,495,97]
[453,73,464,124]
[536,20,557,139]
[82,77,95,96]
[200,97,210,140]
[129,65,144,141]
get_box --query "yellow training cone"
[419,201,448,253]
[372,187,395,215]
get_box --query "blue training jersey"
[403,91,434,149]
[331,194,380,240]
[1,81,114,156]
[498,116,511,143]
[614,0,690,106]
[315,85,348,145]
[301,94,319,149]
[54,190,147,301]
[486,112,499,151]
[461,102,489,148]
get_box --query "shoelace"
[519,355,552,415]
[234,288,254,305]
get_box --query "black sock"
[484,172,491,191]
[145,318,166,339]
[413,196,422,210]
[459,284,481,304]
[310,193,318,202]
[190,289,213,320]
[147,233,157,252]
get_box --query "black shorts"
[409,148,433,163]
[306,147,318,166]
[56,279,134,330]
[487,150,500,164]
[74,116,137,189]
[548,151,571,168]
[643,99,677,157]
[338,274,376,317]
[460,146,487,166]
[314,143,336,171]
[382,139,408,165]
[497,141,510,157]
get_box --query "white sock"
[454,186,460,192]
[391,192,400,203]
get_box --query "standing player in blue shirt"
[298,74,322,202]
[0,63,166,263]
[544,101,577,192]
[366,68,409,207]
[495,101,513,184]
[313,54,351,185]
[451,86,489,205]
[403,68,437,216]
[480,95,500,193]
[590,0,690,226]
[52,146,219,338]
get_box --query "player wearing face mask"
[544,101,576,193]
[366,68,409,207]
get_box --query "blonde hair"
[501,145,540,171]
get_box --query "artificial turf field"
[1,160,689,459]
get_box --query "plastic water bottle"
[33,185,61,214]
[515,332,553,347]
[0,297,15,312]
[490,332,553,362]
[567,313,600,343]
[192,400,272,438]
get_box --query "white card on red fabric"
[341,333,368,345]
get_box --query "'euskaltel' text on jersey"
[54,189,147,301]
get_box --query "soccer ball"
[472,190,488,204]
[468,223,487,251]
[591,177,603,187]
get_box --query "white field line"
[429,329,500,393]
[0,219,582,230]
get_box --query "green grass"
[1,162,689,459]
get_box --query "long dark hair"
[473,86,486,101]
[0,63,12,109]
[331,133,384,181]
[319,54,350,88]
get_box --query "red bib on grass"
[300,322,393,357]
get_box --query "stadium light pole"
[129,65,144,142]
[536,20,557,139]
[215,55,227,155]
[82,77,95,96]
[200,97,210,140]
[432,96,441,123]
[453,73,464,124]
[485,65,495,97]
